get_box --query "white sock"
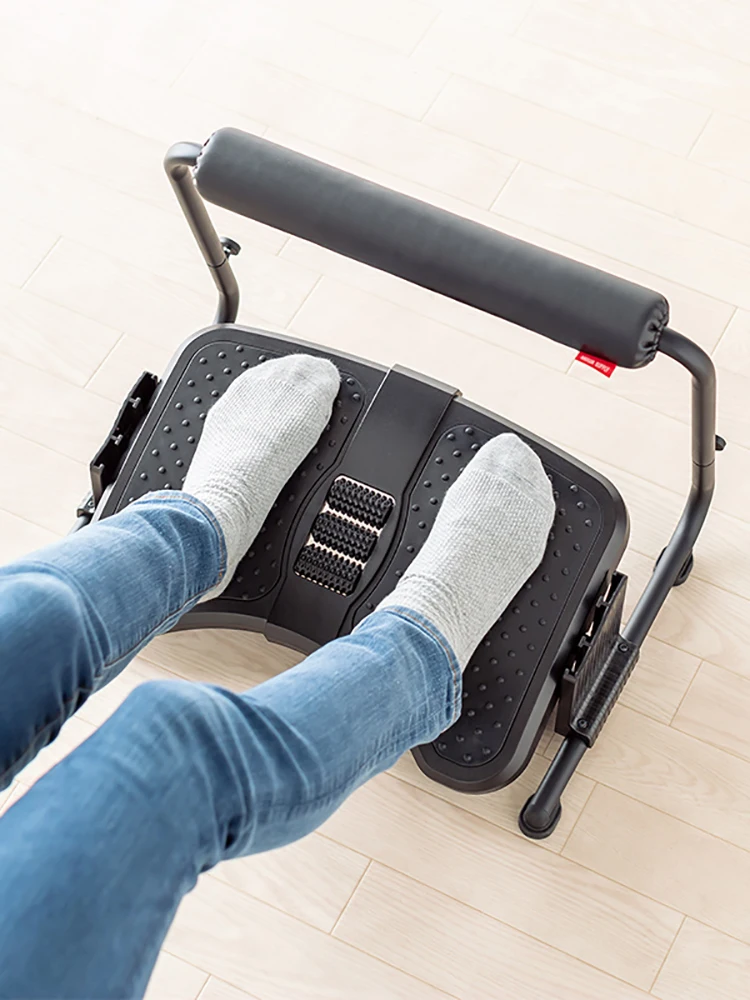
[376,434,555,667]
[182,354,340,596]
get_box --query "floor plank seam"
[647,914,686,995]
[328,858,372,936]
[563,783,750,886]
[667,658,704,725]
[19,235,61,291]
[322,848,677,994]
[83,331,126,392]
[558,777,597,856]
[709,303,739,356]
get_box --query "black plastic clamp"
[89,371,159,505]
[556,573,639,747]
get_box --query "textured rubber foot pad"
[327,477,394,528]
[311,511,378,561]
[294,543,362,596]
[295,476,393,596]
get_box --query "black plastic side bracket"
[90,371,160,504]
[520,574,638,838]
[555,573,638,747]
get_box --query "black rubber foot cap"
[518,798,562,840]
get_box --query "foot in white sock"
[376,434,555,668]
[182,354,340,596]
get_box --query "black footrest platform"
[93,324,628,793]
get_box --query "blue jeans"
[0,492,461,999]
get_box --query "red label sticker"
[576,351,616,378]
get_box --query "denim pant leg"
[0,608,461,1000]
[0,491,226,790]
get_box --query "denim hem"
[0,493,230,789]
[131,490,229,590]
[364,605,463,728]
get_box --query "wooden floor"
[2,0,750,996]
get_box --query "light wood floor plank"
[692,113,750,184]
[0,353,116,464]
[518,1,750,122]
[26,239,214,351]
[86,336,173,405]
[144,951,208,1000]
[714,308,750,377]
[204,4,448,120]
[416,12,708,154]
[320,774,681,988]
[571,352,750,451]
[0,509,58,565]
[0,427,87,535]
[425,72,750,254]
[571,704,750,851]
[74,656,177,729]
[210,834,368,933]
[197,979,259,1000]
[0,11,266,147]
[583,453,750,603]
[672,661,750,763]
[175,48,518,208]
[0,282,121,388]
[618,638,700,726]
[652,918,750,1000]
[276,0,437,54]
[336,862,652,1000]
[164,875,453,1000]
[1,213,59,289]
[560,0,750,67]
[564,785,750,946]
[621,549,750,679]
[139,630,303,694]
[493,163,750,310]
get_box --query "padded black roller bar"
[194,127,669,369]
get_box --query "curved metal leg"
[519,736,586,839]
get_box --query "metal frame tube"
[164,142,240,324]
[521,326,718,836]
[622,327,716,647]
[519,736,586,837]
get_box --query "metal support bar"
[164,142,240,325]
[519,736,587,838]
[519,326,719,838]
[622,328,717,647]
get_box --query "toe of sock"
[257,354,340,402]
[473,433,551,498]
